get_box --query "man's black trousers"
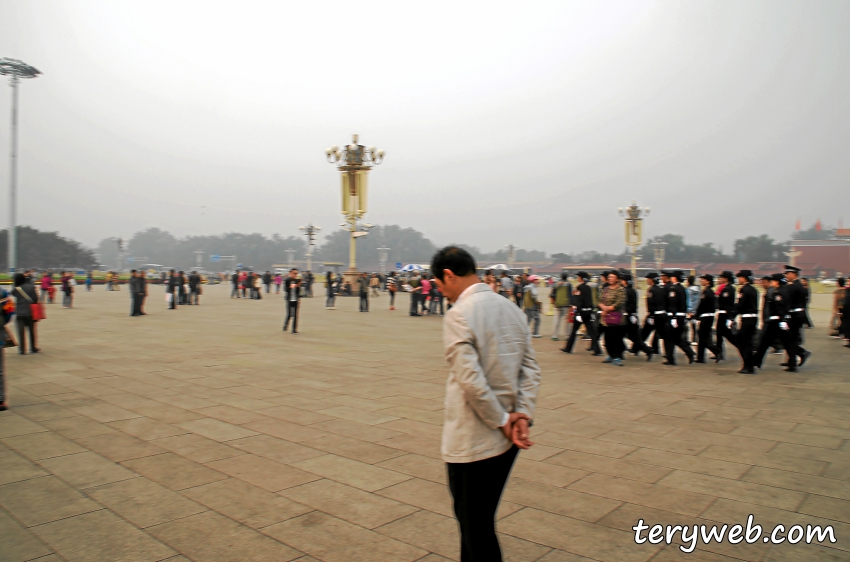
[447,446,518,562]
[284,301,299,333]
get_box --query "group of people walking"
[556,265,814,374]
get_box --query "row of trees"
[3,222,831,273]
[0,227,96,271]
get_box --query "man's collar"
[454,282,487,305]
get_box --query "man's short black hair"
[430,246,477,281]
[687,275,695,285]
[838,277,846,287]
[291,268,298,272]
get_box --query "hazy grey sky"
[1,0,848,255]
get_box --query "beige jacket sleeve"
[516,329,541,419]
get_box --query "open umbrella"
[400,264,425,272]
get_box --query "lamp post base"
[342,268,361,293]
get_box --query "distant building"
[789,240,850,278]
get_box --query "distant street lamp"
[377,246,390,273]
[299,223,321,272]
[284,248,297,268]
[326,134,384,285]
[651,240,668,271]
[116,238,127,272]
[1,58,41,273]
[618,201,650,279]
[505,244,516,269]
[194,250,205,270]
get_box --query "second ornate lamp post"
[326,134,384,286]
[618,201,649,280]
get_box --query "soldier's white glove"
[726,320,732,329]
[671,319,678,328]
[779,322,788,331]
[630,315,637,324]
[647,317,654,326]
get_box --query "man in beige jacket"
[431,246,541,562]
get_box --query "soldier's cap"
[771,273,787,283]
[673,270,685,279]
[736,269,753,278]
[784,265,801,274]
[660,269,674,276]
[576,271,590,279]
[699,273,714,282]
[645,271,659,279]
[719,270,734,280]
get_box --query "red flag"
[816,220,822,231]
[795,219,801,231]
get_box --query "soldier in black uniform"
[734,270,759,374]
[621,270,653,359]
[562,271,601,355]
[752,273,790,370]
[663,270,694,365]
[694,274,720,363]
[715,270,737,360]
[640,272,666,359]
[783,265,812,370]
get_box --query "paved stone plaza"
[1,286,848,562]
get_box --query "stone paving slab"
[0,286,847,561]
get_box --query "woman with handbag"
[0,286,15,410]
[13,273,40,355]
[599,271,626,366]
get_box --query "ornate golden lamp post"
[618,201,649,280]
[326,134,384,286]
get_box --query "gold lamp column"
[326,134,384,286]
[618,201,649,280]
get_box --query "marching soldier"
[752,273,790,370]
[715,270,737,360]
[641,272,667,360]
[663,269,695,365]
[735,270,759,374]
[622,270,653,359]
[783,265,812,370]
[694,274,721,363]
[562,271,601,355]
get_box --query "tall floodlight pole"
[194,250,205,270]
[0,58,41,273]
[618,201,649,280]
[377,246,390,274]
[299,223,321,272]
[326,134,384,287]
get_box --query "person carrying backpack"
[550,272,573,341]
